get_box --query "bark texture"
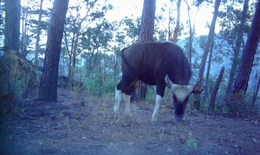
[38,0,69,101]
[132,0,156,101]
[233,0,260,94]
[4,0,20,52]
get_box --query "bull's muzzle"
[174,114,184,121]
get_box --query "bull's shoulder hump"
[122,43,146,54]
[162,42,182,48]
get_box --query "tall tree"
[225,0,250,96]
[172,0,181,43]
[183,0,199,67]
[34,0,44,67]
[233,0,260,95]
[66,11,89,89]
[4,0,20,52]
[20,0,50,60]
[138,0,156,42]
[132,0,156,101]
[38,0,69,101]
[209,66,225,111]
[251,75,260,107]
[196,0,221,109]
[204,38,214,96]
[64,0,111,89]
[21,3,29,57]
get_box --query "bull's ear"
[165,75,172,88]
[192,81,204,94]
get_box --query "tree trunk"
[233,0,260,96]
[195,0,221,109]
[251,75,260,107]
[184,0,201,66]
[67,14,88,89]
[67,31,79,89]
[209,66,225,111]
[225,0,249,96]
[185,1,193,67]
[138,0,156,43]
[34,0,44,67]
[172,0,181,43]
[38,0,69,102]
[132,0,156,101]
[4,0,20,52]
[63,29,73,78]
[167,8,172,41]
[205,38,214,97]
[21,6,29,57]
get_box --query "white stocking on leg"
[114,88,122,120]
[151,94,162,126]
[124,94,132,126]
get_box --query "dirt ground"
[0,88,259,155]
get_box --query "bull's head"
[165,75,204,121]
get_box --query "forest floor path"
[1,88,259,155]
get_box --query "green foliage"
[83,67,116,96]
[218,0,253,50]
[186,138,197,149]
[82,20,113,49]
[145,86,156,102]
[70,50,119,97]
[225,92,254,116]
[119,17,141,43]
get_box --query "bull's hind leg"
[123,93,132,126]
[114,76,137,125]
[114,87,123,121]
[114,88,132,125]
[123,94,131,117]
[114,80,132,123]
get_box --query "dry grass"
[0,88,259,155]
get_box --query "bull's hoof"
[121,119,132,127]
[174,114,184,122]
[151,121,157,126]
[122,121,132,127]
[124,116,132,127]
[113,114,120,123]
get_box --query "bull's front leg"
[151,94,162,126]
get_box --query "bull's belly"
[140,76,156,85]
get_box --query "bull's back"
[121,42,190,84]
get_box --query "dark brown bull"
[114,42,203,125]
